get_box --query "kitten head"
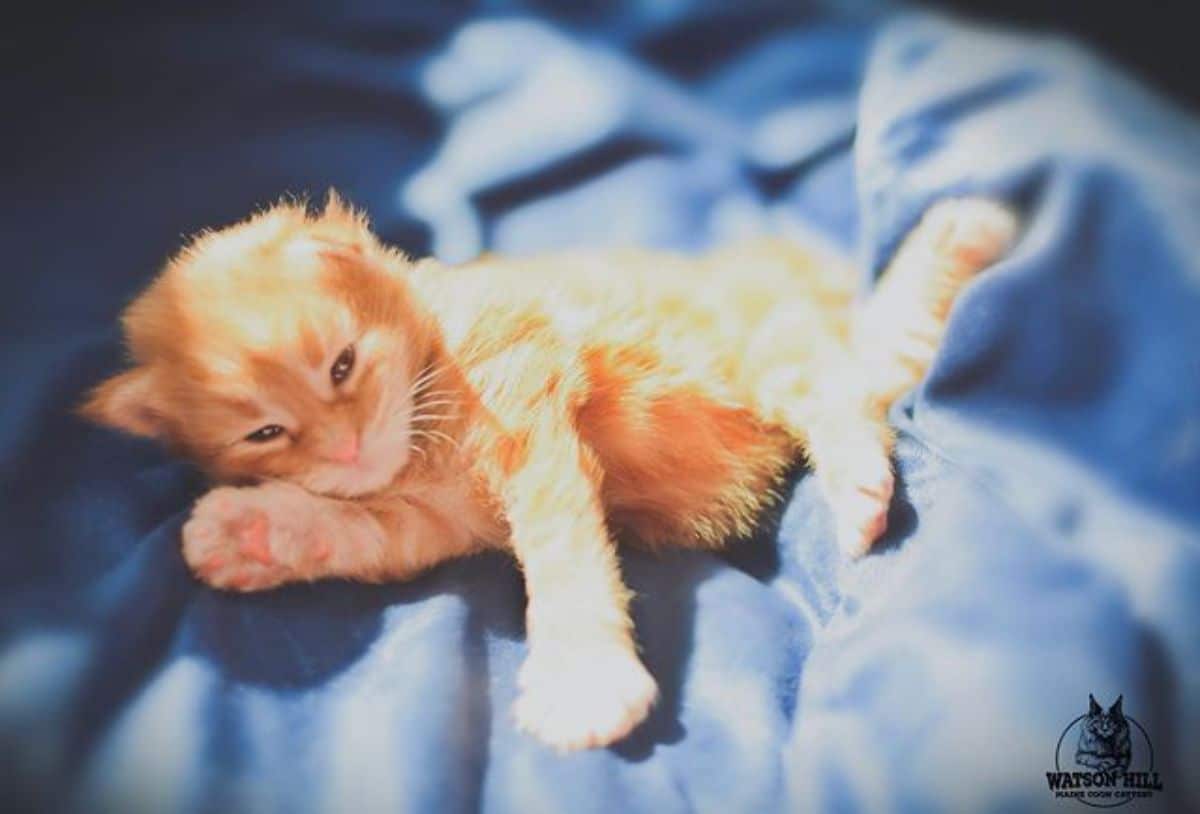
[82,193,444,497]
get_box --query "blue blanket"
[3,4,1199,812]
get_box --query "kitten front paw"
[182,485,330,591]
[513,639,658,751]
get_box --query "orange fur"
[81,192,1017,750]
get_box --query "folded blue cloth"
[1,5,1197,812]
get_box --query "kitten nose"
[325,434,359,464]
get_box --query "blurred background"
[2,2,1198,812]
[3,0,1197,274]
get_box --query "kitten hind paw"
[513,640,658,751]
[831,472,894,558]
[924,197,1019,275]
[820,446,895,558]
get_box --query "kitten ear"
[320,188,372,238]
[1110,695,1124,717]
[314,190,374,255]
[1089,694,1102,715]
[323,189,356,224]
[79,367,168,439]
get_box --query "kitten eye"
[331,345,356,386]
[244,424,286,443]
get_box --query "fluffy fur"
[82,192,1016,750]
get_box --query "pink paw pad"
[312,540,332,562]
[827,467,896,558]
[857,479,893,501]
[863,508,888,540]
[235,514,273,564]
[228,571,256,591]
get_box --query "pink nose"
[325,434,359,464]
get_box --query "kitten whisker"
[410,362,452,395]
[415,359,449,379]
[410,428,461,451]
[410,374,438,397]
[424,429,460,450]
[413,389,458,402]
[410,413,459,424]
[411,405,458,414]
[389,394,460,426]
[411,359,443,383]
[409,408,455,421]
[408,378,437,403]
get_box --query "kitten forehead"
[172,226,358,359]
[127,200,411,369]
[177,299,354,386]
[179,205,306,267]
[198,323,350,393]
[196,353,316,426]
[217,298,353,352]
[172,206,357,302]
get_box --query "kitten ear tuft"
[316,189,377,255]
[79,367,168,439]
[1110,695,1123,716]
[322,188,360,226]
[1089,694,1102,715]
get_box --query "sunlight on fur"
[81,192,1017,750]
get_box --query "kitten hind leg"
[759,373,897,558]
[853,197,1019,412]
[805,400,897,557]
[825,197,1016,555]
[753,198,1017,557]
[745,296,897,556]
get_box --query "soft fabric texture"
[2,3,1198,811]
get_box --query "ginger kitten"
[82,193,1016,750]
